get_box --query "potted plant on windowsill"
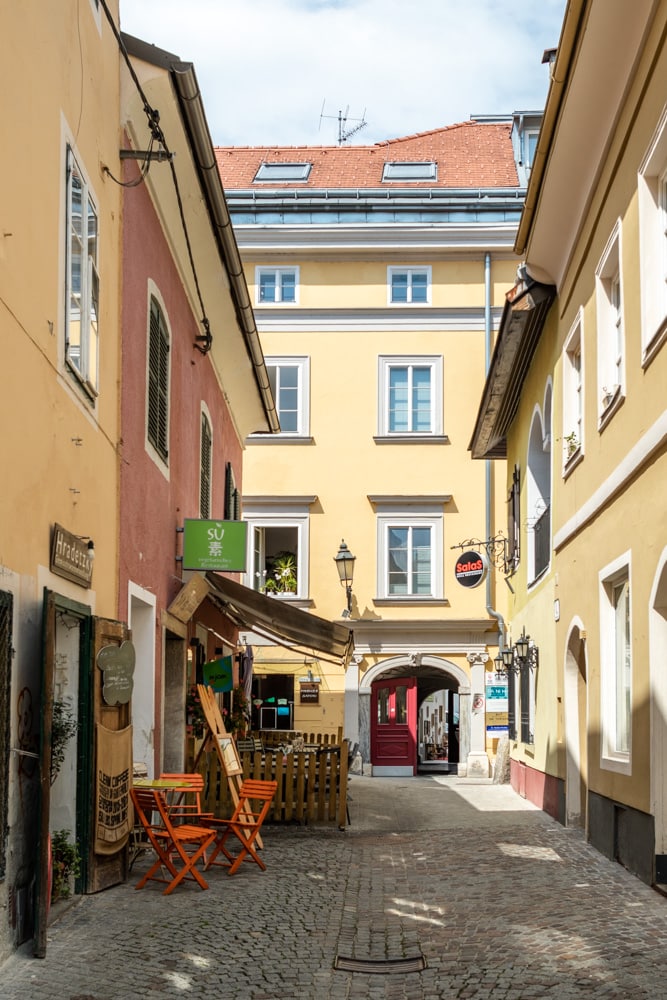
[264,551,297,595]
[564,431,580,461]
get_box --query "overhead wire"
[98,0,212,352]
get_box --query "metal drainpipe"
[485,251,506,649]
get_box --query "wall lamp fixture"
[494,627,539,676]
[77,536,95,561]
[334,539,356,616]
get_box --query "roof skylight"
[382,162,437,181]
[254,162,312,182]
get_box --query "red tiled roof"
[215,121,518,190]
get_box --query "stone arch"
[357,654,472,774]
[563,617,587,829]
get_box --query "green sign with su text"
[182,519,247,571]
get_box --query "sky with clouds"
[120,0,567,148]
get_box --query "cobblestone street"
[2,776,667,999]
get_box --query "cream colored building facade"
[471,0,667,886]
[216,119,539,776]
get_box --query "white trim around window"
[638,104,667,364]
[373,500,444,602]
[255,266,299,305]
[562,309,584,474]
[377,356,443,438]
[242,499,314,601]
[251,356,310,439]
[599,551,632,775]
[387,266,432,305]
[595,222,625,427]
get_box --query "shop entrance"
[370,676,417,776]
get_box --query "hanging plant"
[50,699,78,785]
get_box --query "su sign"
[454,550,488,589]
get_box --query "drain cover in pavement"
[334,955,426,974]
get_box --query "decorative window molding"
[638,105,667,364]
[377,356,443,437]
[599,552,632,774]
[387,266,431,305]
[243,498,316,600]
[146,292,170,467]
[65,144,99,400]
[382,162,437,181]
[256,266,299,305]
[253,163,311,182]
[562,310,584,473]
[370,497,445,601]
[595,222,625,426]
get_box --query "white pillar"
[466,652,490,778]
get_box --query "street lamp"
[334,539,356,615]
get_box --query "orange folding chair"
[205,779,278,876]
[159,772,214,825]
[130,786,216,894]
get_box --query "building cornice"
[253,306,503,334]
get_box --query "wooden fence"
[199,744,349,829]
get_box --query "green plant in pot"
[51,829,81,902]
[264,551,297,594]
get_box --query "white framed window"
[200,407,212,519]
[254,163,311,182]
[378,356,442,436]
[256,267,299,305]
[526,391,551,585]
[372,500,444,601]
[382,162,437,181]
[596,223,625,423]
[265,357,310,436]
[146,292,170,465]
[562,310,584,470]
[65,144,99,398]
[599,553,632,773]
[243,500,314,600]
[638,106,667,361]
[388,267,431,305]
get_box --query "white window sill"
[246,435,314,445]
[600,753,631,776]
[373,597,449,606]
[373,435,448,445]
[598,386,624,431]
[562,446,583,479]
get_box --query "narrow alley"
[2,776,665,1000]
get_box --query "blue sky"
[120,0,567,147]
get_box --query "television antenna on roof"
[319,101,367,145]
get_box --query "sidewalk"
[2,775,667,999]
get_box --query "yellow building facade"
[216,119,539,776]
[471,0,667,885]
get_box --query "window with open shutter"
[200,412,212,519]
[147,298,169,461]
[224,462,240,521]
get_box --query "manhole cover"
[334,955,426,974]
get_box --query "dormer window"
[382,162,437,181]
[253,162,312,182]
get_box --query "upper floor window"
[382,162,437,181]
[388,267,431,305]
[527,396,551,585]
[147,296,170,463]
[243,499,315,600]
[596,223,625,423]
[378,356,443,437]
[506,465,521,575]
[224,462,241,521]
[638,106,667,361]
[200,410,212,519]
[256,267,298,305]
[65,145,99,398]
[562,311,584,470]
[599,554,632,773]
[254,163,311,182]
[371,498,445,602]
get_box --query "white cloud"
[120,0,566,146]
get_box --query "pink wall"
[510,759,562,822]
[119,162,244,623]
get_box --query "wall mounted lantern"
[334,539,356,615]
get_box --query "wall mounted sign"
[454,549,488,589]
[203,655,234,692]
[182,519,247,571]
[97,641,136,706]
[299,683,320,704]
[50,523,93,587]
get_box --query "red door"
[371,677,417,775]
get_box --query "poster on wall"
[485,680,508,736]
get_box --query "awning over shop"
[167,572,354,667]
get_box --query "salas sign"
[454,549,488,589]
[182,519,247,571]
